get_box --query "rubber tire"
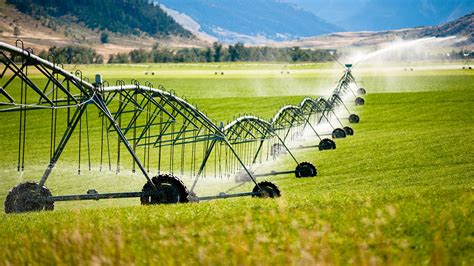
[332,128,346,139]
[355,97,365,106]
[357,88,367,95]
[295,162,317,178]
[252,181,281,198]
[4,182,54,214]
[318,138,336,150]
[344,126,354,136]
[349,114,360,124]
[140,174,189,205]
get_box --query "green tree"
[129,49,148,63]
[205,48,212,62]
[100,32,109,44]
[213,42,222,62]
[13,26,21,37]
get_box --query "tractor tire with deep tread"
[332,128,346,139]
[357,88,367,95]
[4,182,54,214]
[140,174,189,205]
[318,138,336,150]
[252,181,281,198]
[295,162,317,178]
[344,126,354,136]
[348,114,360,124]
[355,97,365,106]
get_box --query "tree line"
[109,43,337,63]
[36,44,473,65]
[38,46,104,64]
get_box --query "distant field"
[0,62,473,264]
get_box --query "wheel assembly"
[355,97,365,106]
[343,126,354,136]
[252,181,281,198]
[140,174,189,204]
[332,128,346,139]
[295,162,317,178]
[4,182,54,214]
[318,138,336,150]
[348,114,360,124]
[357,88,366,95]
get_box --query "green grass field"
[0,62,473,265]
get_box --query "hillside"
[276,12,474,49]
[6,0,191,37]
[158,0,342,43]
[0,0,209,61]
[421,12,474,44]
[0,0,471,60]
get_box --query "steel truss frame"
[0,40,366,211]
[0,41,266,206]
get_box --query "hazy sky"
[284,0,474,30]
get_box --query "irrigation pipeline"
[0,40,364,212]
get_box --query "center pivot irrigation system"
[0,41,366,213]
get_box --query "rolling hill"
[158,0,342,43]
[275,12,474,49]
[6,0,191,37]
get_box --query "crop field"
[0,62,473,265]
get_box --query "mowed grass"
[0,63,473,265]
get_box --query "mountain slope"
[6,0,191,37]
[284,0,474,32]
[421,12,473,39]
[158,0,341,43]
[275,12,474,49]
